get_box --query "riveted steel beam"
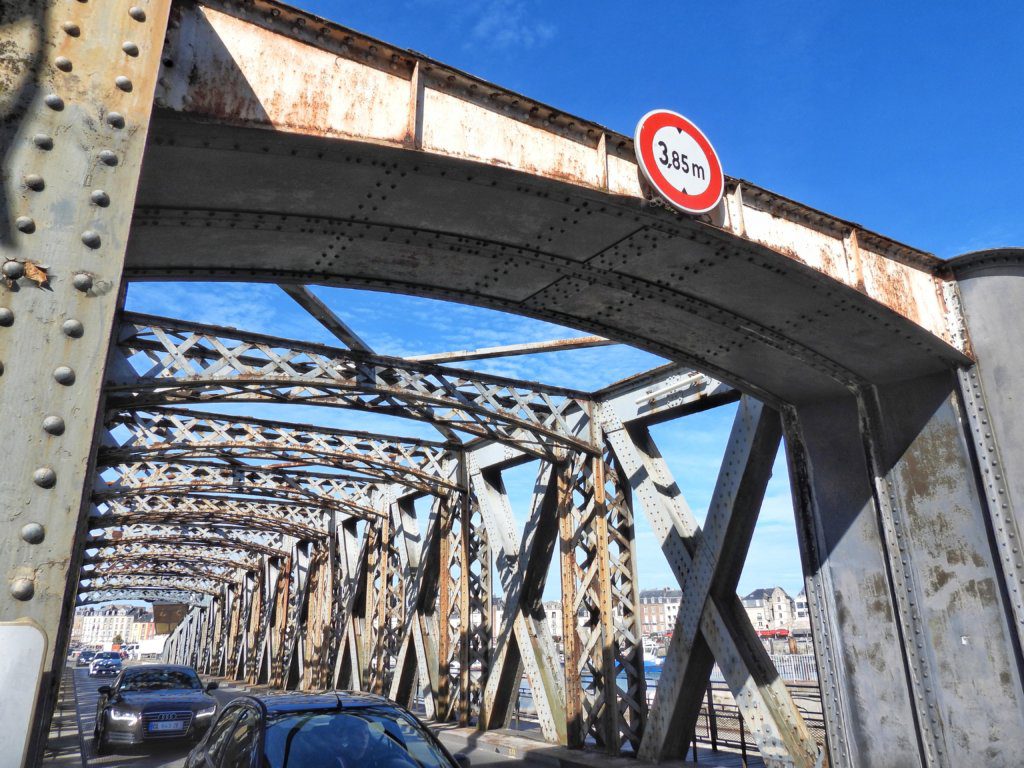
[0,1,171,762]
[604,410,821,767]
[473,461,567,743]
[86,523,294,557]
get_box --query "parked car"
[185,691,469,768]
[93,664,219,755]
[89,651,124,678]
[76,650,96,667]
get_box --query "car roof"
[231,690,396,715]
[121,663,199,674]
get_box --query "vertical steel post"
[0,3,170,762]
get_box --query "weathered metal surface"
[0,1,171,763]
[150,0,961,353]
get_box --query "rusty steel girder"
[108,313,595,458]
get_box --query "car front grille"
[141,710,193,739]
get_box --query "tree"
[112,633,124,646]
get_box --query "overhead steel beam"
[407,336,613,364]
[77,589,206,607]
[86,523,293,557]
[279,283,374,353]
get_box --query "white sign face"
[650,125,713,198]
[0,621,48,768]
[634,110,725,214]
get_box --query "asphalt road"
[68,666,520,767]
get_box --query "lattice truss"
[110,313,593,459]
[559,447,646,752]
[91,297,823,767]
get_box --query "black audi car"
[76,650,96,667]
[93,664,219,755]
[185,691,469,768]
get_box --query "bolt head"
[24,174,44,191]
[98,150,118,166]
[0,308,13,327]
[72,273,94,292]
[81,230,101,248]
[44,93,64,111]
[53,366,76,385]
[33,134,53,150]
[10,579,34,601]
[122,41,140,56]
[90,190,110,207]
[106,112,125,129]
[128,6,146,21]
[115,76,133,92]
[62,22,81,36]
[33,466,56,488]
[15,216,35,234]
[55,56,73,72]
[42,415,66,435]
[62,319,84,338]
[2,260,25,279]
[21,523,45,545]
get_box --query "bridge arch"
[1,4,1022,768]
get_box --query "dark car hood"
[116,690,215,712]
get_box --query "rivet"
[42,416,65,435]
[115,76,133,92]
[33,467,57,488]
[55,56,73,72]
[98,150,118,166]
[128,6,146,21]
[24,174,44,191]
[106,112,125,128]
[90,190,110,207]
[15,216,35,234]
[0,308,12,327]
[44,94,64,111]
[72,273,93,292]
[81,230,101,248]
[2,261,25,280]
[122,41,140,56]
[33,134,54,150]
[62,319,84,338]
[53,366,76,385]
[21,523,45,544]
[10,579,34,601]
[62,22,81,36]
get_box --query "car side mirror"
[97,685,111,696]
[205,681,219,691]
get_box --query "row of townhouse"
[639,586,812,636]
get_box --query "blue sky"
[119,2,1021,603]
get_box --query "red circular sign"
[634,110,724,214]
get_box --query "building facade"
[741,587,796,632]
[71,604,155,648]
[640,588,682,635]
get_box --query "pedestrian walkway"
[430,723,765,768]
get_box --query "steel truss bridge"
[2,2,1023,767]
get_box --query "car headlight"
[196,705,217,718]
[109,708,138,725]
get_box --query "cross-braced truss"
[109,313,594,459]
[89,305,822,767]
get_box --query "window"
[207,707,245,764]
[222,709,258,768]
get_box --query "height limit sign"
[634,109,724,215]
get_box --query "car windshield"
[119,669,202,691]
[95,652,121,660]
[264,706,452,768]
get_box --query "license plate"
[149,720,184,732]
